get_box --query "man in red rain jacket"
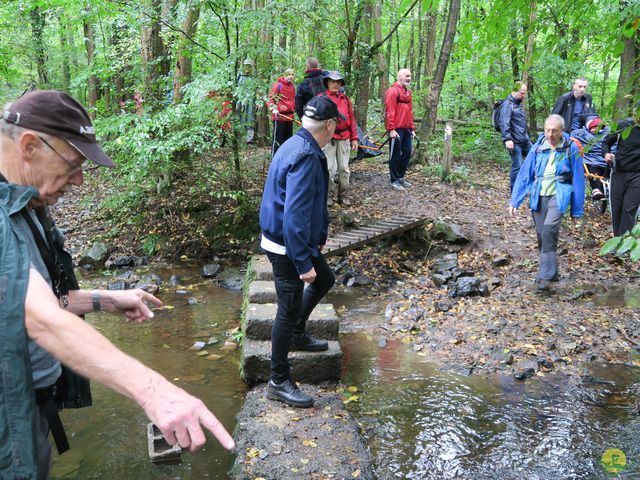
[385,69,415,190]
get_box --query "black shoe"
[267,379,314,408]
[290,333,329,352]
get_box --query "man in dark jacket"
[259,95,344,408]
[295,57,326,120]
[603,106,640,236]
[499,81,532,192]
[552,78,595,132]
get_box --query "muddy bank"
[326,158,640,379]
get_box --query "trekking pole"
[271,119,277,157]
[389,137,396,164]
[277,113,302,126]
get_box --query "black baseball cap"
[303,96,346,121]
[2,90,115,167]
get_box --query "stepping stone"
[248,281,276,304]
[241,339,342,384]
[251,255,273,281]
[244,303,339,341]
[231,384,373,480]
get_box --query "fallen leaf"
[302,439,317,447]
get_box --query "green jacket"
[0,182,40,479]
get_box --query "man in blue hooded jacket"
[259,95,344,408]
[509,114,585,291]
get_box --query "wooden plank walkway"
[324,213,429,257]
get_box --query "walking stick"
[389,137,396,165]
[271,119,277,157]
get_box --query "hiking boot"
[267,379,314,408]
[592,188,604,200]
[536,279,553,292]
[391,181,405,191]
[399,178,412,188]
[290,333,329,352]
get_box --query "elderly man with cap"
[0,90,234,479]
[322,71,358,206]
[259,95,343,408]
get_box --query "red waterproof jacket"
[268,77,296,122]
[324,90,357,141]
[385,82,414,131]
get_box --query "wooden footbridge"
[324,213,429,257]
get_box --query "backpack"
[492,100,504,132]
[309,75,325,96]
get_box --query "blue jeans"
[509,141,532,192]
[389,128,413,183]
[265,251,335,382]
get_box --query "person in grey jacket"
[499,81,532,192]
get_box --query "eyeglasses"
[38,135,87,174]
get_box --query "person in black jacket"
[603,107,640,236]
[294,57,326,120]
[499,81,532,192]
[552,78,595,132]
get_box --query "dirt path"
[336,156,640,379]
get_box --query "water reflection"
[341,335,640,480]
[50,266,246,479]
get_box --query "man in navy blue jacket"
[259,95,344,408]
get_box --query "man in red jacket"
[385,69,415,190]
[268,68,296,156]
[322,71,358,206]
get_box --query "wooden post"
[442,123,452,180]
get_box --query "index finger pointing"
[199,409,235,450]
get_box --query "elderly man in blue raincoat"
[509,114,585,291]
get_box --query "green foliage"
[600,224,640,261]
[142,234,160,256]
[422,163,469,183]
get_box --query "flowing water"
[50,269,640,479]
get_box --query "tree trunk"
[522,2,537,134]
[374,2,387,101]
[354,0,373,130]
[83,11,98,117]
[422,8,437,93]
[140,0,165,111]
[30,7,48,86]
[614,28,639,117]
[59,16,70,92]
[173,0,202,102]
[418,0,461,148]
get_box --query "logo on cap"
[80,126,95,135]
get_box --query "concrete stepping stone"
[241,339,342,384]
[244,303,339,341]
[251,255,273,281]
[248,281,276,304]
[231,383,373,480]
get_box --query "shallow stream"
[50,267,640,479]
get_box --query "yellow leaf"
[247,447,260,458]
[348,386,359,393]
[291,417,302,422]
[300,458,309,464]
[343,395,360,404]
[155,305,175,310]
[352,469,361,478]
[302,439,317,447]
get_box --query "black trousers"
[272,120,293,157]
[265,251,335,382]
[389,128,413,183]
[610,170,640,236]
